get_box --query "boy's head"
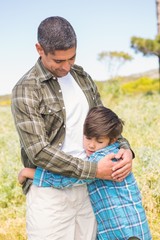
[83,106,124,156]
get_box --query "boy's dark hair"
[83,106,124,141]
[37,16,77,54]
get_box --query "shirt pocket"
[40,101,63,135]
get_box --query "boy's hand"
[18,167,35,184]
[18,168,27,184]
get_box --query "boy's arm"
[18,168,35,184]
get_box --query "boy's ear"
[111,138,117,144]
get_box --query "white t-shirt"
[57,73,89,161]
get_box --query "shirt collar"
[35,58,57,82]
[35,58,88,83]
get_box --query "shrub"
[121,77,159,94]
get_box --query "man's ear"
[35,43,44,56]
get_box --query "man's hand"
[96,153,116,180]
[112,148,133,181]
[96,149,133,181]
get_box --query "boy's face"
[83,135,111,157]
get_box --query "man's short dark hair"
[38,16,77,54]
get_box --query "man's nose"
[62,61,72,71]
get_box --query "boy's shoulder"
[89,142,120,163]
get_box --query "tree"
[130,1,160,93]
[131,35,160,93]
[156,0,160,33]
[97,51,133,79]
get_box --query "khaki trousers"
[26,184,97,240]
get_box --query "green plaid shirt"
[11,58,131,194]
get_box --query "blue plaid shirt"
[33,142,152,240]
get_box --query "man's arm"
[11,84,97,180]
[11,81,133,183]
[112,148,133,181]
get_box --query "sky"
[0,0,157,95]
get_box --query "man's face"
[36,44,76,77]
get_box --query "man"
[11,16,133,240]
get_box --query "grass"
[0,106,26,240]
[102,92,160,239]
[0,91,160,239]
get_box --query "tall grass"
[0,106,26,240]
[0,91,160,239]
[102,92,160,239]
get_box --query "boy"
[18,106,151,240]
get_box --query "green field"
[0,90,160,239]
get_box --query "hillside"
[121,68,159,82]
[0,68,159,100]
